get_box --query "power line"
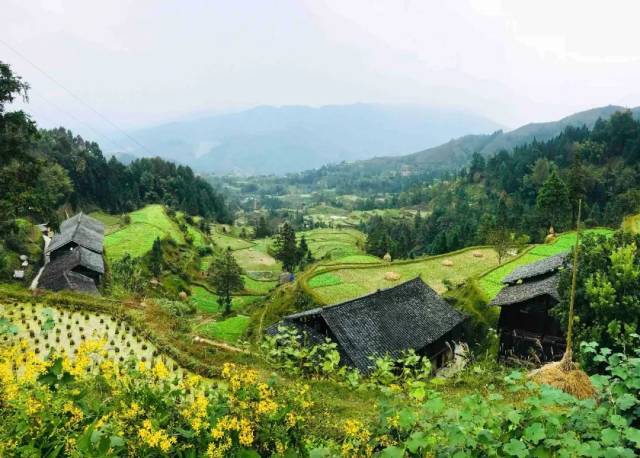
[0,38,155,156]
[28,86,131,153]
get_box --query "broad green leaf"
[503,439,528,458]
[380,446,404,458]
[524,422,546,444]
[624,427,640,447]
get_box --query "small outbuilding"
[491,253,567,363]
[47,213,104,261]
[269,277,466,373]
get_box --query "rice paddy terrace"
[303,246,501,304]
[303,228,615,305]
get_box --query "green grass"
[309,247,500,304]
[308,272,343,288]
[299,228,365,261]
[321,254,382,265]
[242,276,277,294]
[195,315,251,343]
[190,286,261,313]
[212,232,254,250]
[478,252,546,299]
[233,246,280,273]
[88,211,121,234]
[104,205,184,261]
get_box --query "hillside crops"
[0,301,183,377]
[104,205,185,260]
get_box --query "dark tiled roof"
[39,268,98,294]
[39,248,102,293]
[276,277,465,372]
[48,213,104,254]
[502,253,567,285]
[490,273,560,307]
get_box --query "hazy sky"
[4,0,640,146]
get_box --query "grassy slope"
[299,228,365,260]
[191,285,261,313]
[104,205,184,260]
[194,315,251,343]
[309,247,500,304]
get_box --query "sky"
[3,0,640,148]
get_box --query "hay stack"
[178,291,188,301]
[529,359,596,399]
[442,259,454,267]
[383,252,392,262]
[544,226,557,244]
[472,251,484,258]
[384,271,401,281]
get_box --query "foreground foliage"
[0,340,311,457]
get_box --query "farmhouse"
[491,253,567,362]
[47,212,104,261]
[40,213,105,294]
[270,277,465,373]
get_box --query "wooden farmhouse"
[491,253,567,363]
[270,277,465,373]
[40,213,105,294]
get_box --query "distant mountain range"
[338,105,640,176]
[115,104,640,176]
[114,104,502,174]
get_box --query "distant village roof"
[48,212,105,254]
[273,277,465,372]
[502,253,567,285]
[490,274,560,307]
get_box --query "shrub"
[260,326,341,377]
[0,340,312,456]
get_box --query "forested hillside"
[362,112,640,257]
[0,62,230,229]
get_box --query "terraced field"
[104,205,184,260]
[194,315,251,343]
[478,228,614,299]
[212,231,254,251]
[299,228,366,260]
[307,247,500,304]
[190,285,261,313]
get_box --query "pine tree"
[567,148,587,225]
[273,222,298,272]
[149,237,163,277]
[209,247,244,315]
[254,216,271,239]
[536,169,572,230]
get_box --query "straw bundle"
[442,259,454,267]
[384,271,401,281]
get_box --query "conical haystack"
[528,200,596,399]
[529,360,596,399]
